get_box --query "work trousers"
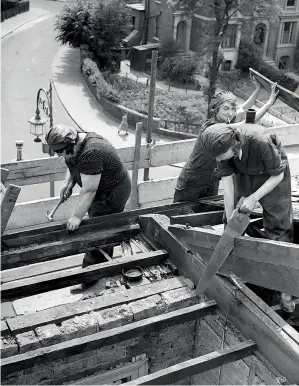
[82,173,131,269]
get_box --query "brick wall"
[1,284,284,385]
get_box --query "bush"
[159,37,179,61]
[159,57,198,84]
[237,38,299,93]
[82,58,120,103]
[54,0,93,48]
[218,69,241,92]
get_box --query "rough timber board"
[6,277,185,334]
[139,214,299,384]
[1,184,21,234]
[126,340,257,385]
[168,225,299,297]
[170,210,224,227]
[2,201,212,246]
[2,302,217,377]
[2,250,168,299]
[1,223,140,270]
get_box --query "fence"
[2,124,299,230]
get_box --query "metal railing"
[161,119,200,135]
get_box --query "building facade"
[127,0,299,71]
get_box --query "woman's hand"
[60,182,74,202]
[66,215,81,232]
[239,195,258,214]
[250,74,261,90]
[268,82,279,106]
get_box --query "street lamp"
[28,80,55,196]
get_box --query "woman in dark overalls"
[200,122,295,312]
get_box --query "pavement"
[1,7,49,39]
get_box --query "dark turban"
[46,125,78,151]
[210,91,237,112]
[201,123,237,158]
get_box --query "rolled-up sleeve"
[259,137,287,176]
[216,159,236,179]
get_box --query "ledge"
[1,0,30,22]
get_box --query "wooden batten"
[126,340,257,385]
[168,224,299,297]
[1,302,217,377]
[2,250,168,299]
[170,210,224,227]
[1,184,21,234]
[139,214,299,384]
[1,223,140,270]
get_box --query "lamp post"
[28,81,55,197]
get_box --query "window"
[130,16,136,32]
[278,56,290,70]
[286,0,295,7]
[222,60,232,71]
[222,25,237,48]
[155,15,161,38]
[281,22,295,44]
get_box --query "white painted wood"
[265,124,299,147]
[138,177,178,205]
[150,139,195,167]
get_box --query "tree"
[167,0,281,116]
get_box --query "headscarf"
[45,125,78,151]
[210,91,237,114]
[201,123,237,158]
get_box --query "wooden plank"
[1,184,21,234]
[139,214,299,384]
[1,250,168,299]
[126,340,257,385]
[264,124,299,147]
[1,145,150,187]
[1,224,140,270]
[1,168,9,184]
[169,225,299,297]
[138,177,178,205]
[195,206,250,297]
[2,201,212,247]
[131,122,143,209]
[170,210,223,227]
[1,254,84,284]
[150,139,195,167]
[7,277,186,334]
[2,302,217,376]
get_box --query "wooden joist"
[168,224,299,297]
[1,223,140,270]
[139,214,299,384]
[126,340,257,385]
[1,184,21,234]
[1,250,168,299]
[6,277,186,334]
[170,210,224,227]
[1,302,217,376]
[2,201,214,248]
[1,168,9,184]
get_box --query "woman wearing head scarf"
[200,122,294,312]
[46,125,131,288]
[173,79,278,203]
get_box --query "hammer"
[46,197,64,222]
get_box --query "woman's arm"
[222,175,235,221]
[254,82,279,123]
[239,172,284,213]
[236,75,261,118]
[66,173,101,231]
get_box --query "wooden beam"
[1,184,21,234]
[170,210,223,227]
[7,277,186,334]
[1,320,10,336]
[2,302,217,376]
[1,223,140,270]
[126,340,257,385]
[138,177,178,205]
[1,168,9,184]
[139,214,299,384]
[149,139,195,167]
[168,225,299,297]
[2,201,214,248]
[1,250,168,299]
